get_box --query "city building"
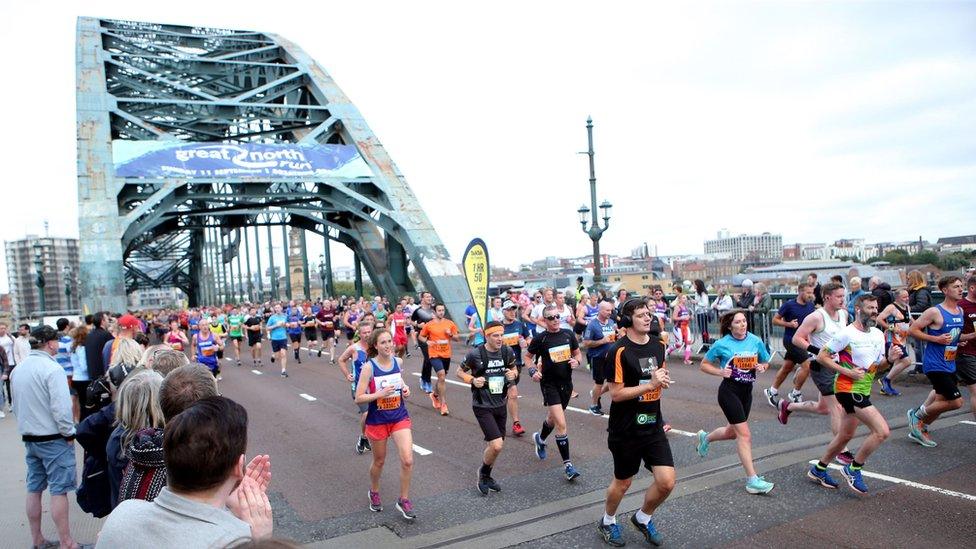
[783,239,869,263]
[937,235,976,253]
[704,231,783,262]
[128,287,185,309]
[4,235,79,319]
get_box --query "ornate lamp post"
[62,265,73,310]
[32,241,46,317]
[318,255,328,299]
[577,117,612,289]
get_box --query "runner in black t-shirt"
[411,292,436,394]
[457,321,519,495]
[526,304,583,481]
[243,308,264,368]
[598,298,672,547]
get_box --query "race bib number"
[201,346,215,357]
[945,346,958,362]
[324,321,334,329]
[549,344,571,363]
[169,342,183,351]
[502,332,520,347]
[430,339,450,356]
[488,375,505,395]
[638,378,662,402]
[729,353,758,383]
[374,372,403,410]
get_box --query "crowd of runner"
[2,272,974,547]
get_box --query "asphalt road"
[212,336,976,548]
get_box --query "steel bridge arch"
[76,17,470,321]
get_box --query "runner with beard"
[807,294,901,494]
[418,304,461,416]
[411,292,435,394]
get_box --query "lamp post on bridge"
[62,265,73,311]
[318,255,328,299]
[32,241,46,320]
[577,117,612,290]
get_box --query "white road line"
[299,393,317,402]
[960,420,976,426]
[409,371,470,388]
[808,461,976,502]
[567,405,607,418]
[412,444,432,456]
[251,369,262,375]
[667,428,698,438]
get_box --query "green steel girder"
[77,17,470,320]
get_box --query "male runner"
[778,283,856,464]
[598,298,672,547]
[418,304,461,416]
[528,288,556,334]
[501,300,531,436]
[808,294,900,494]
[577,293,601,342]
[583,301,617,416]
[338,321,375,454]
[765,282,816,407]
[267,304,290,377]
[956,275,976,420]
[316,301,337,362]
[244,307,264,367]
[227,307,245,367]
[527,304,584,481]
[285,302,304,364]
[411,292,435,393]
[302,304,319,359]
[457,321,519,495]
[907,276,971,447]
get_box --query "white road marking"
[410,371,469,388]
[809,461,976,502]
[412,444,432,456]
[299,393,317,402]
[960,420,976,426]
[251,369,262,375]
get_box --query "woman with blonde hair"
[907,270,932,314]
[107,368,165,508]
[110,337,145,368]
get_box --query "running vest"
[228,314,243,337]
[351,344,369,390]
[365,358,408,425]
[584,303,599,323]
[811,307,848,350]
[166,331,184,351]
[922,304,964,373]
[196,333,218,369]
[887,304,911,347]
[674,305,690,327]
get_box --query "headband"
[484,325,504,337]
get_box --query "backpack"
[76,454,112,518]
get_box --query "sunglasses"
[544,315,559,321]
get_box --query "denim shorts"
[25,439,77,495]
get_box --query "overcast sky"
[1,1,974,292]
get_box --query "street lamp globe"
[599,199,613,223]
[577,204,590,229]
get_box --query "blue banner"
[112,141,373,179]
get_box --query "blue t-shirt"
[465,304,477,320]
[502,320,531,365]
[56,335,73,377]
[584,318,617,359]
[471,316,485,346]
[777,299,816,345]
[285,309,303,335]
[705,332,771,383]
[267,314,288,340]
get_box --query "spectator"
[151,350,190,377]
[111,338,144,369]
[736,280,756,332]
[907,270,933,314]
[711,287,734,316]
[751,282,773,348]
[0,322,14,416]
[103,314,142,368]
[70,325,92,421]
[138,344,173,369]
[108,369,165,509]
[86,312,115,383]
[95,397,273,548]
[846,276,867,318]
[14,323,32,365]
[807,273,824,307]
[691,280,711,346]
[869,276,894,311]
[11,325,90,549]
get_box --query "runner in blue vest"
[193,322,224,379]
[339,321,376,455]
[266,304,290,378]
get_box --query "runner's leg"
[369,437,388,493]
[391,428,414,500]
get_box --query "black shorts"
[304,329,318,341]
[717,378,752,424]
[574,323,586,336]
[271,339,288,353]
[431,357,451,374]
[247,334,262,347]
[925,371,962,400]
[835,392,873,414]
[346,330,355,341]
[608,431,674,480]
[473,405,507,441]
[808,360,835,396]
[885,342,908,362]
[540,381,573,409]
[288,333,302,343]
[320,329,335,340]
[590,354,609,384]
[955,354,976,386]
[783,341,810,365]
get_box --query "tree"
[914,251,939,265]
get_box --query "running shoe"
[478,473,501,495]
[356,436,367,455]
[396,497,416,520]
[270,356,275,363]
[630,513,664,546]
[368,490,382,512]
[235,360,241,367]
[745,476,774,494]
[420,379,433,394]
[788,390,803,404]
[588,405,604,416]
[841,464,868,494]
[533,432,547,460]
[695,430,709,457]
[280,371,288,378]
[565,463,581,481]
[216,375,223,381]
[807,465,839,489]
[318,349,323,357]
[764,388,779,408]
[878,377,900,396]
[440,403,450,416]
[906,408,922,440]
[834,451,854,466]
[363,438,372,452]
[777,398,791,425]
[597,521,625,547]
[909,424,937,447]
[512,421,525,437]
[429,392,441,410]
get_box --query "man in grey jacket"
[11,325,90,549]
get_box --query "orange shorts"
[365,418,412,441]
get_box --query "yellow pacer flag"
[462,238,490,328]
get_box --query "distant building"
[784,239,869,263]
[129,287,185,309]
[937,235,976,253]
[704,231,782,263]
[4,235,79,319]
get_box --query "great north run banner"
[112,140,373,179]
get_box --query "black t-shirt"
[411,306,434,327]
[607,335,667,440]
[526,328,579,384]
[244,317,262,336]
[303,314,317,331]
[461,345,517,408]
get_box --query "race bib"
[169,342,183,351]
[945,346,958,362]
[729,353,758,383]
[638,378,662,402]
[488,375,505,395]
[549,344,571,363]
[502,332,520,347]
[430,339,450,356]
[201,346,215,357]
[374,372,403,410]
[324,321,334,329]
